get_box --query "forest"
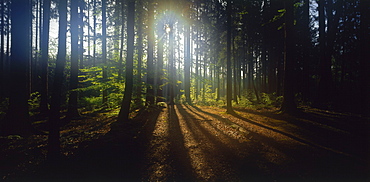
[0,0,369,181]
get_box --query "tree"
[118,0,125,79]
[39,0,51,114]
[0,0,5,100]
[135,0,143,107]
[226,0,233,114]
[67,0,81,118]
[79,0,85,69]
[184,2,191,104]
[48,0,67,160]
[146,0,155,105]
[117,0,135,122]
[102,0,108,105]
[1,0,32,136]
[280,0,297,113]
[359,0,370,114]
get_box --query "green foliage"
[237,92,282,109]
[28,92,41,116]
[77,66,125,112]
[0,98,9,119]
[191,83,224,107]
[257,93,282,107]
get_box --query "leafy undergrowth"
[0,110,118,180]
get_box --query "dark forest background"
[0,0,369,159]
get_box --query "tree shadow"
[233,107,370,160]
[18,107,163,182]
[166,104,197,181]
[190,105,370,180]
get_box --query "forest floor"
[1,104,370,181]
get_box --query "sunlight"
[146,108,170,181]
[174,105,215,181]
[165,24,171,34]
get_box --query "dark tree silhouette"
[226,0,233,114]
[1,0,32,136]
[68,0,81,118]
[184,3,191,104]
[39,0,51,114]
[48,0,67,160]
[102,0,108,105]
[280,0,297,113]
[146,0,155,106]
[118,0,135,122]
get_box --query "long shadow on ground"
[166,104,197,181]
[176,104,273,181]
[190,105,370,181]
[14,107,162,182]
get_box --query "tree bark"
[102,0,108,105]
[67,0,81,118]
[146,0,155,105]
[118,0,135,122]
[280,0,297,113]
[0,0,4,100]
[1,0,32,136]
[39,0,51,114]
[48,0,67,161]
[135,2,143,107]
[226,0,233,113]
[184,16,191,104]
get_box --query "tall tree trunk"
[102,0,108,105]
[359,0,370,114]
[135,2,143,107]
[301,0,311,101]
[184,12,191,104]
[79,0,84,69]
[67,0,80,118]
[168,22,175,104]
[117,0,135,122]
[315,0,330,108]
[1,0,32,136]
[40,0,51,114]
[146,0,155,105]
[118,0,125,79]
[0,0,4,100]
[156,26,164,102]
[93,0,97,67]
[280,0,297,113]
[48,0,67,161]
[87,0,91,66]
[226,0,233,113]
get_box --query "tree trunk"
[315,0,330,108]
[1,0,32,136]
[156,26,164,102]
[359,0,370,114]
[79,0,84,69]
[280,0,297,113]
[39,0,51,114]
[168,22,175,105]
[48,0,67,161]
[226,0,233,113]
[0,0,4,100]
[67,0,80,118]
[184,11,191,104]
[117,0,135,122]
[146,0,155,105]
[93,0,97,67]
[118,0,125,79]
[102,0,108,105]
[135,2,143,107]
